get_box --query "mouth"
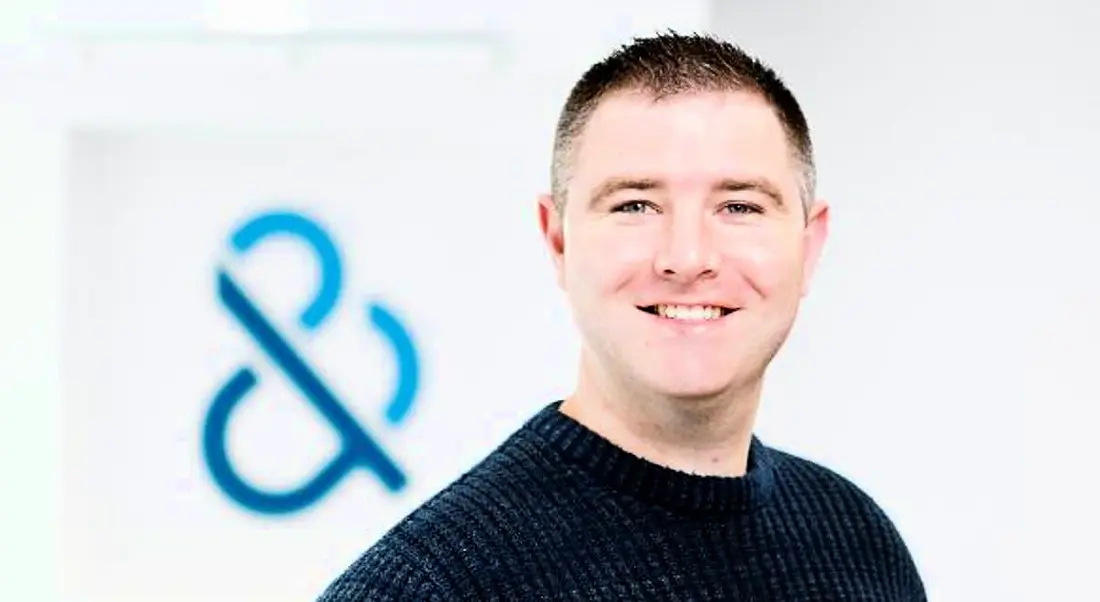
[637,304,738,322]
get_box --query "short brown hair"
[551,31,815,214]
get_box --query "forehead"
[570,89,798,198]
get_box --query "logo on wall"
[202,209,420,515]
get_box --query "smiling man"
[318,32,926,601]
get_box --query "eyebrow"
[588,176,786,209]
[587,177,664,209]
[714,177,785,209]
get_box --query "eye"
[721,202,763,215]
[611,200,657,214]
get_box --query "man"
[318,32,926,601]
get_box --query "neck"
[561,356,762,478]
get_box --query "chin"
[634,356,765,402]
[643,377,740,403]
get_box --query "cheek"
[564,229,652,295]
[726,233,805,298]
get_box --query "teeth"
[656,304,725,321]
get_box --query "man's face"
[539,89,828,403]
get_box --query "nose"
[653,212,719,283]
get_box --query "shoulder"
[317,430,554,600]
[316,532,443,601]
[766,444,926,597]
[768,444,903,526]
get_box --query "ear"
[800,199,830,297]
[537,194,566,290]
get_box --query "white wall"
[0,2,64,602]
[712,2,1100,600]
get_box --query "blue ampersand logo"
[202,209,420,515]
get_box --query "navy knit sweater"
[318,402,926,601]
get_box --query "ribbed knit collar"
[525,401,778,518]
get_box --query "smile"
[638,304,737,321]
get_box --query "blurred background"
[2,1,1098,600]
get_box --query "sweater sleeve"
[315,540,443,602]
[874,505,927,602]
[894,538,928,602]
